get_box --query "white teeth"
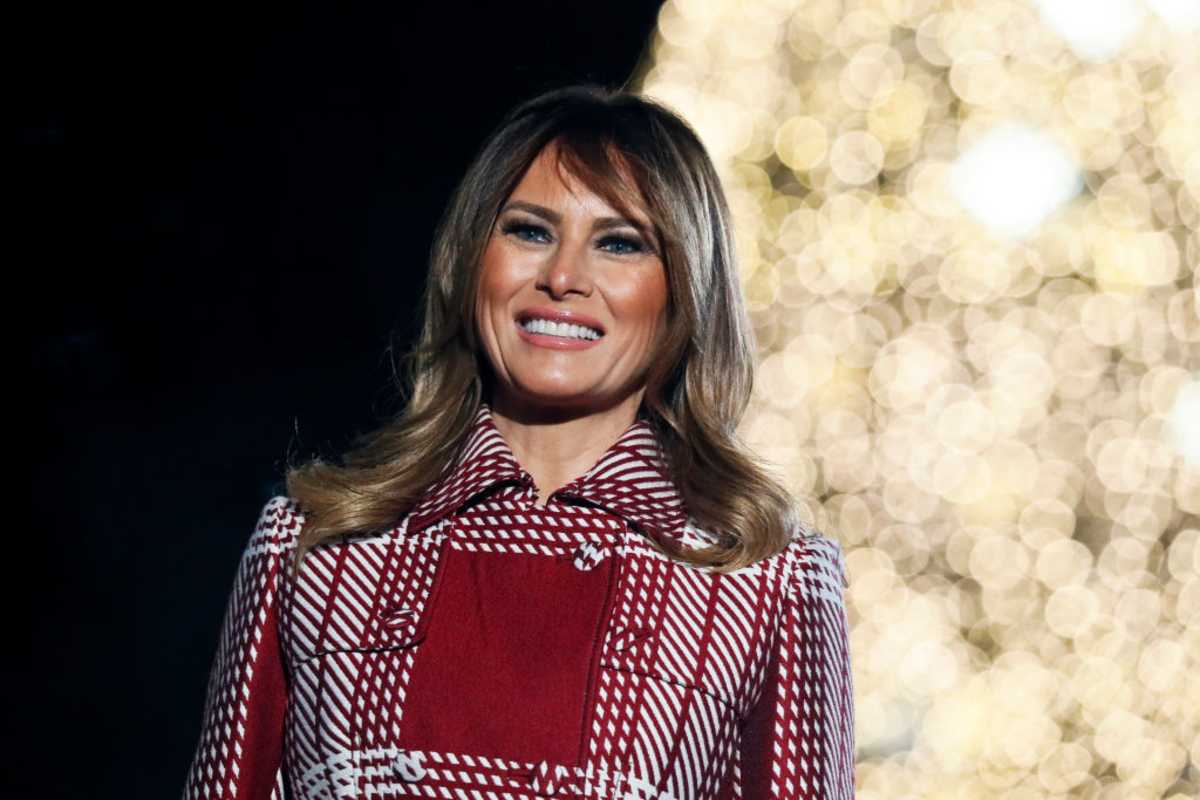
[520,318,602,340]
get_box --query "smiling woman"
[182,85,855,800]
[475,143,672,472]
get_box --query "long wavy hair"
[285,84,799,576]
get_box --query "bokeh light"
[635,0,1199,796]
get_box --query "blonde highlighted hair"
[286,84,799,576]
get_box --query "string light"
[635,1,1199,796]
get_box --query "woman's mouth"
[518,317,602,340]
[515,317,604,349]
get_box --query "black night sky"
[26,4,664,796]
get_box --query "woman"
[183,85,854,800]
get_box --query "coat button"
[382,606,415,631]
[392,749,425,782]
[572,541,606,571]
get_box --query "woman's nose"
[537,235,593,298]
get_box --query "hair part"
[285,84,800,578]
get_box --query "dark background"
[26,3,663,796]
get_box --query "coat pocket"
[598,640,739,716]
[276,531,454,782]
[279,534,450,665]
[596,557,782,717]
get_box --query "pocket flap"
[281,535,448,662]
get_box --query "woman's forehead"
[511,141,654,224]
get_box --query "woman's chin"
[495,383,635,415]
[512,387,600,408]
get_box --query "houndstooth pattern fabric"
[182,403,855,799]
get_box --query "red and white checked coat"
[183,403,855,799]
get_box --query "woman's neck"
[487,392,645,506]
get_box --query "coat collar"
[405,402,689,545]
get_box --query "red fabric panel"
[398,544,617,765]
[239,598,288,800]
[734,643,780,799]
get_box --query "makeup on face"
[474,144,669,414]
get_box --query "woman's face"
[475,143,669,418]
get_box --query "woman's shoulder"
[782,521,850,598]
[678,516,848,591]
[246,494,306,553]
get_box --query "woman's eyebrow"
[502,201,648,232]
[502,200,562,224]
[593,217,644,232]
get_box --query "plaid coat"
[183,403,855,799]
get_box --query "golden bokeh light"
[635,0,1199,796]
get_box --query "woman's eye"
[503,222,551,243]
[598,235,644,255]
